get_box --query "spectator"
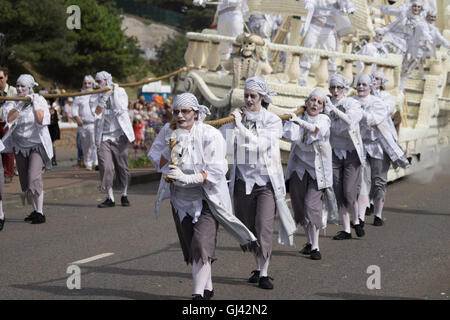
[0,67,17,184]
[48,101,61,166]
[133,115,145,150]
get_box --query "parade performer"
[90,71,134,208]
[193,0,249,62]
[0,130,5,231]
[380,0,432,92]
[424,9,450,59]
[353,75,410,227]
[283,88,336,260]
[149,93,258,300]
[298,0,356,86]
[355,28,389,82]
[72,75,98,171]
[3,74,53,225]
[324,74,365,240]
[222,76,296,288]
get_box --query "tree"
[0,0,147,87]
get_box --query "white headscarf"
[307,88,327,101]
[17,74,39,93]
[95,71,113,87]
[329,74,350,89]
[244,76,277,104]
[371,70,388,86]
[172,93,211,122]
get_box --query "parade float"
[176,0,450,182]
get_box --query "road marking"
[70,253,114,265]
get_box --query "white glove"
[289,112,301,125]
[100,87,113,106]
[26,93,38,103]
[167,165,204,185]
[231,108,244,130]
[346,7,356,14]
[297,118,317,132]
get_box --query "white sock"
[358,195,370,222]
[34,192,44,215]
[374,198,384,218]
[253,254,261,272]
[121,185,128,197]
[0,200,4,219]
[303,225,311,244]
[308,223,320,251]
[28,192,37,212]
[192,259,212,296]
[348,201,360,225]
[339,207,351,233]
[257,255,270,278]
[205,269,213,291]
[107,188,115,202]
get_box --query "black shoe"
[248,270,260,283]
[354,224,365,237]
[373,216,384,226]
[333,231,352,240]
[121,196,130,207]
[31,213,46,224]
[52,160,57,166]
[24,211,38,222]
[192,294,204,300]
[258,276,274,290]
[203,289,214,300]
[299,243,312,255]
[95,166,99,171]
[0,218,4,231]
[359,219,365,228]
[310,249,322,260]
[98,198,115,208]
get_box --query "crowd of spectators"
[128,95,173,151]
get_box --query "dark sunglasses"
[173,109,193,115]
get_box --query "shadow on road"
[384,207,450,217]
[315,291,420,300]
[10,284,185,300]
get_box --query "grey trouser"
[98,135,130,191]
[0,157,3,200]
[15,149,44,197]
[332,150,362,209]
[289,171,323,229]
[234,179,276,260]
[171,201,219,265]
[368,153,391,201]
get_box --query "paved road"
[0,166,449,300]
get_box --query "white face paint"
[173,106,197,130]
[373,76,383,89]
[95,78,107,89]
[411,4,423,16]
[305,95,324,116]
[244,89,262,112]
[83,80,94,90]
[374,33,384,42]
[357,81,371,98]
[16,82,30,97]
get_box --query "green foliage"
[149,34,188,77]
[129,156,152,168]
[0,0,147,87]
